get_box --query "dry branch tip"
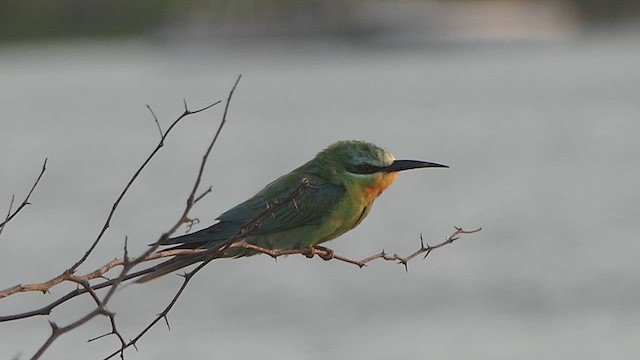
[146,104,163,139]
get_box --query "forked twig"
[0,74,480,360]
[23,75,241,360]
[102,260,211,360]
[0,158,48,237]
[95,74,242,360]
[68,98,222,273]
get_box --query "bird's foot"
[311,245,334,261]
[301,248,315,259]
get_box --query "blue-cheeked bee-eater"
[138,140,447,282]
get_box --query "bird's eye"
[347,163,382,175]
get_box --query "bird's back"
[158,164,348,254]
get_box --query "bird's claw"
[312,245,334,261]
[301,248,315,258]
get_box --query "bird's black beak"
[382,160,448,173]
[347,159,448,175]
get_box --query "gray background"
[1,4,640,359]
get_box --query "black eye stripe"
[347,163,384,174]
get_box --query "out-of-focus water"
[1,34,639,359]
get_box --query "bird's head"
[315,140,447,200]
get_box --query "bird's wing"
[160,172,345,246]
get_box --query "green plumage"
[137,140,446,282]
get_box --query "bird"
[137,140,447,282]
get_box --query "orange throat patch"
[364,172,399,201]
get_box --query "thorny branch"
[102,260,212,360]
[0,74,480,360]
[101,225,479,359]
[0,225,479,307]
[0,221,481,322]
[0,175,314,325]
[0,76,241,360]
[27,75,241,360]
[69,95,222,273]
[232,226,482,271]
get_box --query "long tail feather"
[136,255,210,283]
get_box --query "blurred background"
[1,0,640,42]
[1,1,639,359]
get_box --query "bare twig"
[181,75,242,223]
[96,75,242,358]
[0,195,14,239]
[0,74,479,360]
[1,193,475,328]
[0,96,223,304]
[226,226,481,271]
[26,75,242,360]
[2,223,478,354]
[102,260,211,360]
[21,83,234,359]
[99,227,481,359]
[146,104,163,140]
[68,99,222,273]
[0,158,47,236]
[0,268,155,322]
[1,197,477,320]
